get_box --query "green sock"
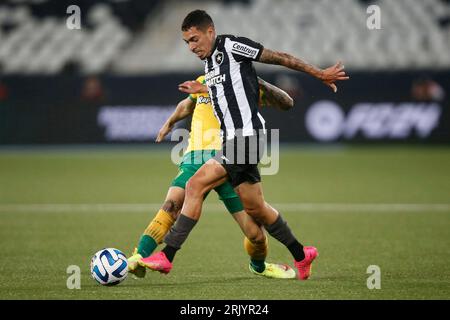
[137,235,158,258]
[250,259,266,273]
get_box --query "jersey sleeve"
[189,93,197,102]
[258,87,266,108]
[226,36,264,62]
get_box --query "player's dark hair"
[181,10,214,31]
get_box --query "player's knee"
[162,200,181,219]
[186,177,206,197]
[244,202,266,220]
[246,227,266,244]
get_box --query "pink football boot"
[294,246,318,280]
[139,252,173,274]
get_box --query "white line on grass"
[0,203,449,213]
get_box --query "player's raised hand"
[155,122,173,143]
[178,81,208,94]
[320,61,349,93]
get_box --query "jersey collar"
[206,36,220,59]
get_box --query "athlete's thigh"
[187,158,228,194]
[171,161,199,189]
[235,182,266,209]
[167,162,198,216]
[214,180,243,214]
[236,182,279,225]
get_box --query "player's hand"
[320,61,349,93]
[178,81,208,94]
[155,123,173,143]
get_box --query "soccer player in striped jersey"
[128,75,296,279]
[140,10,349,280]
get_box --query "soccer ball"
[90,248,128,286]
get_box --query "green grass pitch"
[0,145,449,299]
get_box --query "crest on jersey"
[215,52,224,65]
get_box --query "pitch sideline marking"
[0,203,449,213]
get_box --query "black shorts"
[213,133,266,188]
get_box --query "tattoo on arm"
[258,77,294,111]
[259,48,324,80]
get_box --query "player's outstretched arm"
[258,77,293,111]
[258,48,349,93]
[155,97,195,142]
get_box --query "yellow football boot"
[127,248,146,278]
[249,262,296,279]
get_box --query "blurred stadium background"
[0,0,449,299]
[0,0,449,144]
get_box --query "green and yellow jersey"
[185,75,265,154]
[186,75,222,153]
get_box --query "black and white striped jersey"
[204,34,266,140]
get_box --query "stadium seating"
[0,0,157,74]
[0,0,449,74]
[113,0,450,72]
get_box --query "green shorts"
[171,150,244,214]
